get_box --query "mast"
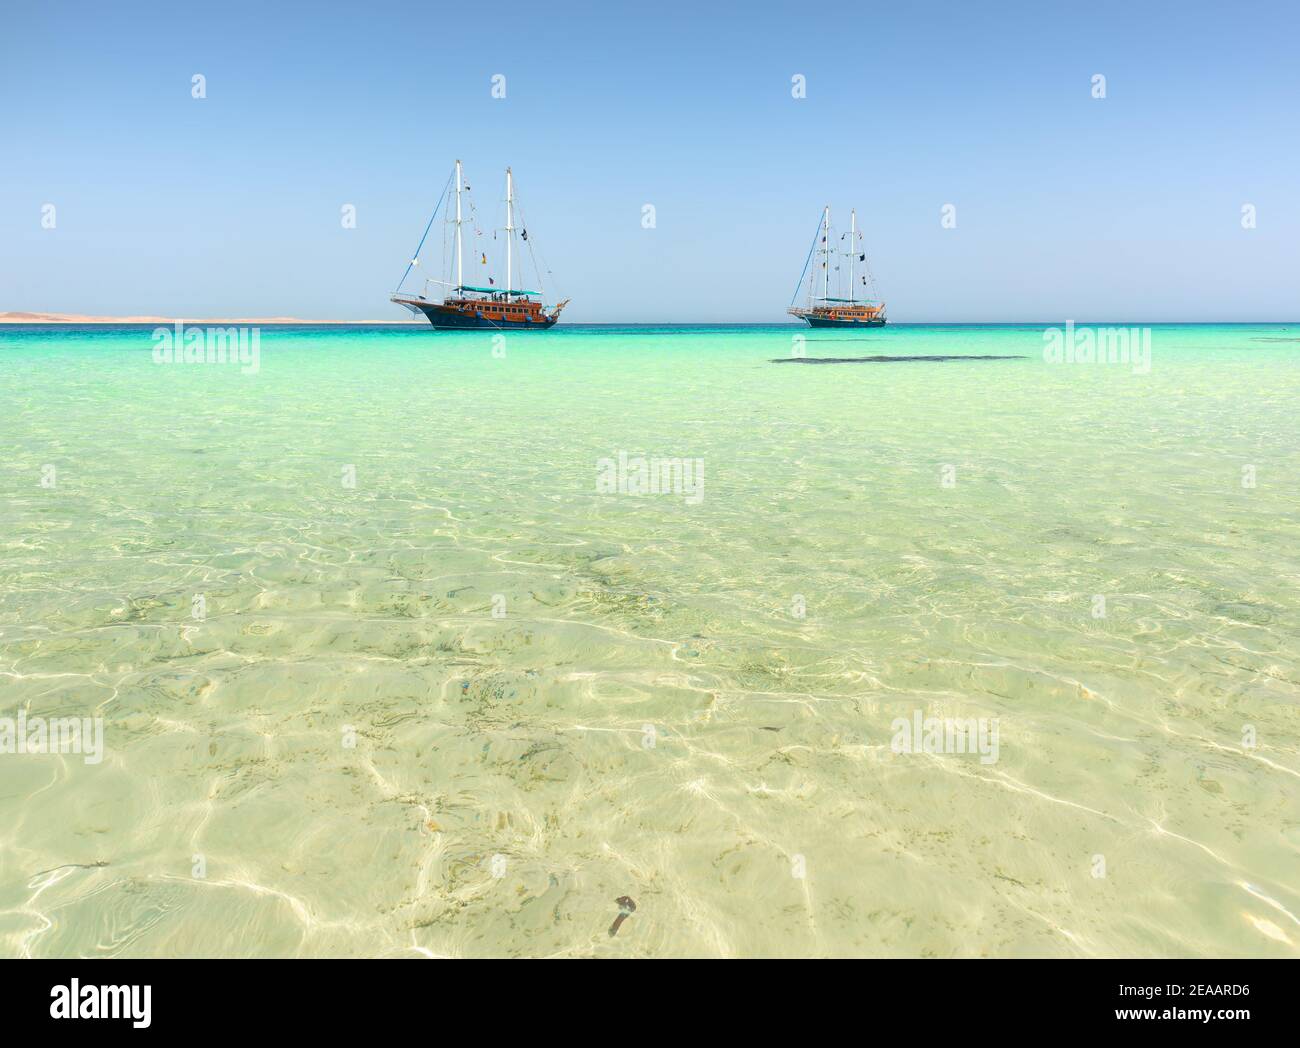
[848,208,856,303]
[454,159,464,293]
[505,167,514,296]
[822,205,830,303]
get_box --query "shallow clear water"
[1,322,1298,958]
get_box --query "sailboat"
[787,206,886,327]
[391,160,569,330]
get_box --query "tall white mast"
[505,167,514,296]
[454,159,464,293]
[848,208,856,303]
[822,205,830,302]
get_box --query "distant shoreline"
[0,311,421,325]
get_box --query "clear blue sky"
[2,0,1297,322]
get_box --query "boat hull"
[410,303,558,330]
[801,315,887,328]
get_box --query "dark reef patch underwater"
[772,354,1028,364]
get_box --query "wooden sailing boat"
[391,160,569,330]
[787,206,886,327]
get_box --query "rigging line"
[790,210,825,307]
[395,168,454,293]
[514,198,555,303]
[525,238,546,299]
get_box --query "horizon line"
[3,313,1298,328]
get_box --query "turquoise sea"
[1,322,1298,957]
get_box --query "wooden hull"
[393,296,560,330]
[788,305,886,328]
[801,315,887,328]
[414,304,557,330]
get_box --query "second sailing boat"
[391,160,569,330]
[788,205,886,327]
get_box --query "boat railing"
[790,303,886,313]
